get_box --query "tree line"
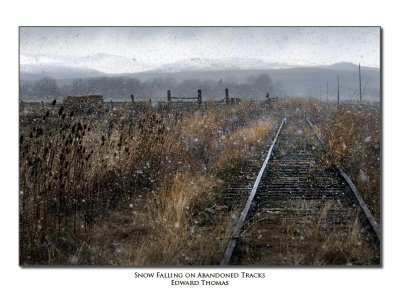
[19,74,285,101]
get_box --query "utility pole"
[337,74,340,108]
[167,90,171,103]
[198,89,202,104]
[359,63,362,102]
[319,85,322,101]
[326,82,329,101]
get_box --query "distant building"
[63,95,104,114]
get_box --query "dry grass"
[234,98,381,266]
[273,98,381,220]
[240,201,378,266]
[299,204,378,266]
[19,100,275,265]
[19,97,380,265]
[311,103,381,220]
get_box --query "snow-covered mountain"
[68,53,150,74]
[321,62,360,70]
[150,57,297,73]
[20,53,302,78]
[20,53,150,75]
[20,52,380,82]
[20,64,105,80]
[316,62,379,71]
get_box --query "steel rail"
[221,118,287,265]
[305,117,381,241]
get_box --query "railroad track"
[221,115,380,265]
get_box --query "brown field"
[19,98,381,265]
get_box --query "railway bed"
[222,114,380,266]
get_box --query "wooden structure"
[63,95,104,113]
[167,90,202,104]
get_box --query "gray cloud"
[20,27,380,73]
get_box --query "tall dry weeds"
[312,103,381,220]
[19,100,275,265]
[276,98,381,220]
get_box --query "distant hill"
[20,64,105,80]
[125,64,380,100]
[149,58,297,73]
[20,61,380,100]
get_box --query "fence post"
[225,88,229,104]
[198,89,202,104]
[20,99,25,112]
[167,90,171,103]
[131,94,134,103]
[337,74,340,109]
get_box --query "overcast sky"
[20,27,380,73]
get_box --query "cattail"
[51,99,56,106]
[46,110,50,117]
[62,113,66,120]
[69,111,73,118]
[36,128,43,137]
[58,106,64,116]
[20,135,24,144]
